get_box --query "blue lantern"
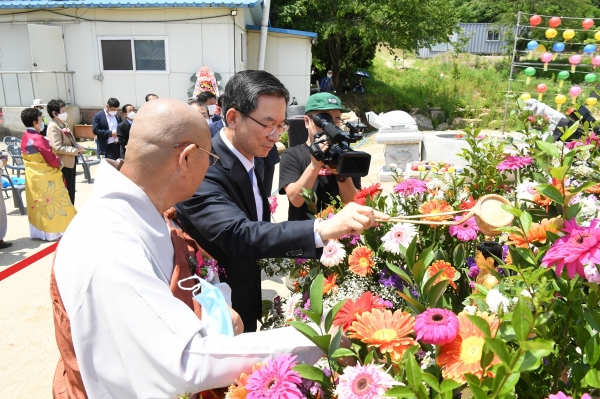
[584,44,597,55]
[527,41,539,51]
[553,42,565,52]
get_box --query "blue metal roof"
[246,25,317,38]
[0,0,260,9]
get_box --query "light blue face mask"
[178,276,234,337]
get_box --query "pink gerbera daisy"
[245,354,303,399]
[449,216,479,241]
[334,363,399,399]
[542,219,600,279]
[382,223,418,254]
[320,240,346,267]
[496,155,533,172]
[415,308,459,345]
[394,179,428,196]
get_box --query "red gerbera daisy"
[333,291,387,331]
[459,195,478,210]
[353,183,382,205]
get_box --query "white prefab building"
[0,0,315,133]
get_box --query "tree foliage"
[271,0,456,85]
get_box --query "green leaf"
[324,299,347,333]
[485,338,511,365]
[424,269,447,296]
[550,165,569,181]
[385,386,416,398]
[584,368,600,388]
[288,321,317,339]
[498,372,520,395]
[328,328,342,358]
[364,349,375,365]
[301,309,322,325]
[309,334,331,355]
[519,212,532,234]
[517,351,542,371]
[398,291,426,313]
[501,204,522,218]
[469,384,488,399]
[427,280,450,308]
[413,260,427,286]
[536,140,560,158]
[422,372,440,392]
[387,261,414,286]
[406,235,418,269]
[421,245,435,268]
[331,348,358,359]
[585,334,600,366]
[292,364,331,387]
[536,184,564,205]
[520,339,554,357]
[309,274,324,320]
[406,355,423,391]
[453,244,466,269]
[491,365,506,394]
[464,374,481,387]
[513,298,533,342]
[480,345,495,371]
[440,379,462,393]
[467,315,492,337]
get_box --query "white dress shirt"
[105,109,118,144]
[54,161,322,398]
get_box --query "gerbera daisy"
[321,240,346,267]
[227,363,264,399]
[542,219,600,279]
[436,312,500,383]
[419,200,453,226]
[496,155,533,171]
[587,183,600,195]
[414,308,459,345]
[350,308,417,361]
[394,179,428,196]
[449,216,479,241]
[429,260,458,289]
[316,205,335,219]
[381,223,418,254]
[323,274,338,294]
[354,183,382,205]
[506,217,563,248]
[348,246,375,277]
[334,363,399,399]
[245,354,302,399]
[334,291,387,330]
[459,195,477,210]
[532,178,570,211]
[268,195,278,215]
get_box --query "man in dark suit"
[117,104,135,159]
[176,70,387,332]
[92,98,122,160]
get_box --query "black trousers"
[62,165,76,205]
[105,142,121,160]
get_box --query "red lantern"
[549,17,562,28]
[530,15,542,27]
[583,18,595,30]
[536,83,548,101]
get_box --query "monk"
[51,99,323,398]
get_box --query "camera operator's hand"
[309,141,329,169]
[316,202,389,241]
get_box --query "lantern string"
[523,13,597,21]
[528,25,600,33]
[515,50,596,57]
[517,37,595,46]
[513,62,599,71]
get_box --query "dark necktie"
[248,167,254,187]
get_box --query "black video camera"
[308,113,371,177]
[553,105,600,142]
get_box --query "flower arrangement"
[193,66,220,97]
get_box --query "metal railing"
[0,71,75,107]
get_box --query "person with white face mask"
[47,99,84,205]
[320,70,335,93]
[197,91,222,123]
[117,104,136,159]
[92,97,123,160]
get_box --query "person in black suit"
[92,98,122,160]
[175,70,387,332]
[117,104,135,159]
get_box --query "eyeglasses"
[173,143,220,165]
[237,110,289,137]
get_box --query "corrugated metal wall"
[418,23,508,58]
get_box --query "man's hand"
[316,202,389,241]
[228,305,244,336]
[112,130,117,137]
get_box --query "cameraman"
[279,93,360,221]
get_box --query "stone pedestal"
[376,131,423,182]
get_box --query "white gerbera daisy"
[320,240,346,267]
[381,223,417,254]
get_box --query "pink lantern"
[583,18,595,30]
[569,86,582,104]
[536,83,548,101]
[569,54,582,73]
[541,52,553,71]
[593,56,600,70]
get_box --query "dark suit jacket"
[116,119,132,159]
[175,133,318,332]
[92,110,122,155]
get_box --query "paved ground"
[0,139,389,398]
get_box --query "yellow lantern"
[545,28,558,39]
[586,97,598,107]
[595,31,600,41]
[563,29,576,42]
[520,93,532,101]
[555,94,567,111]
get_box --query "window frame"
[486,30,500,42]
[98,36,169,74]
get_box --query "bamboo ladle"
[376,194,514,237]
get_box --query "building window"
[99,37,168,72]
[486,30,500,41]
[240,33,246,63]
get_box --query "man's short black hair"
[21,107,41,128]
[145,93,158,102]
[107,98,120,108]
[221,70,289,126]
[122,104,133,113]
[197,91,217,103]
[47,99,65,119]
[217,95,223,107]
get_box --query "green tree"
[271,0,457,87]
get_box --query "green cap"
[305,92,350,113]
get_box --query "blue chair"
[1,173,26,215]
[5,145,25,178]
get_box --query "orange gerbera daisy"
[334,291,387,331]
[532,178,570,211]
[437,312,500,383]
[316,205,336,219]
[429,260,458,289]
[419,200,454,227]
[226,362,264,399]
[587,183,600,194]
[350,308,417,361]
[348,246,375,277]
[506,217,564,248]
[323,274,337,294]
